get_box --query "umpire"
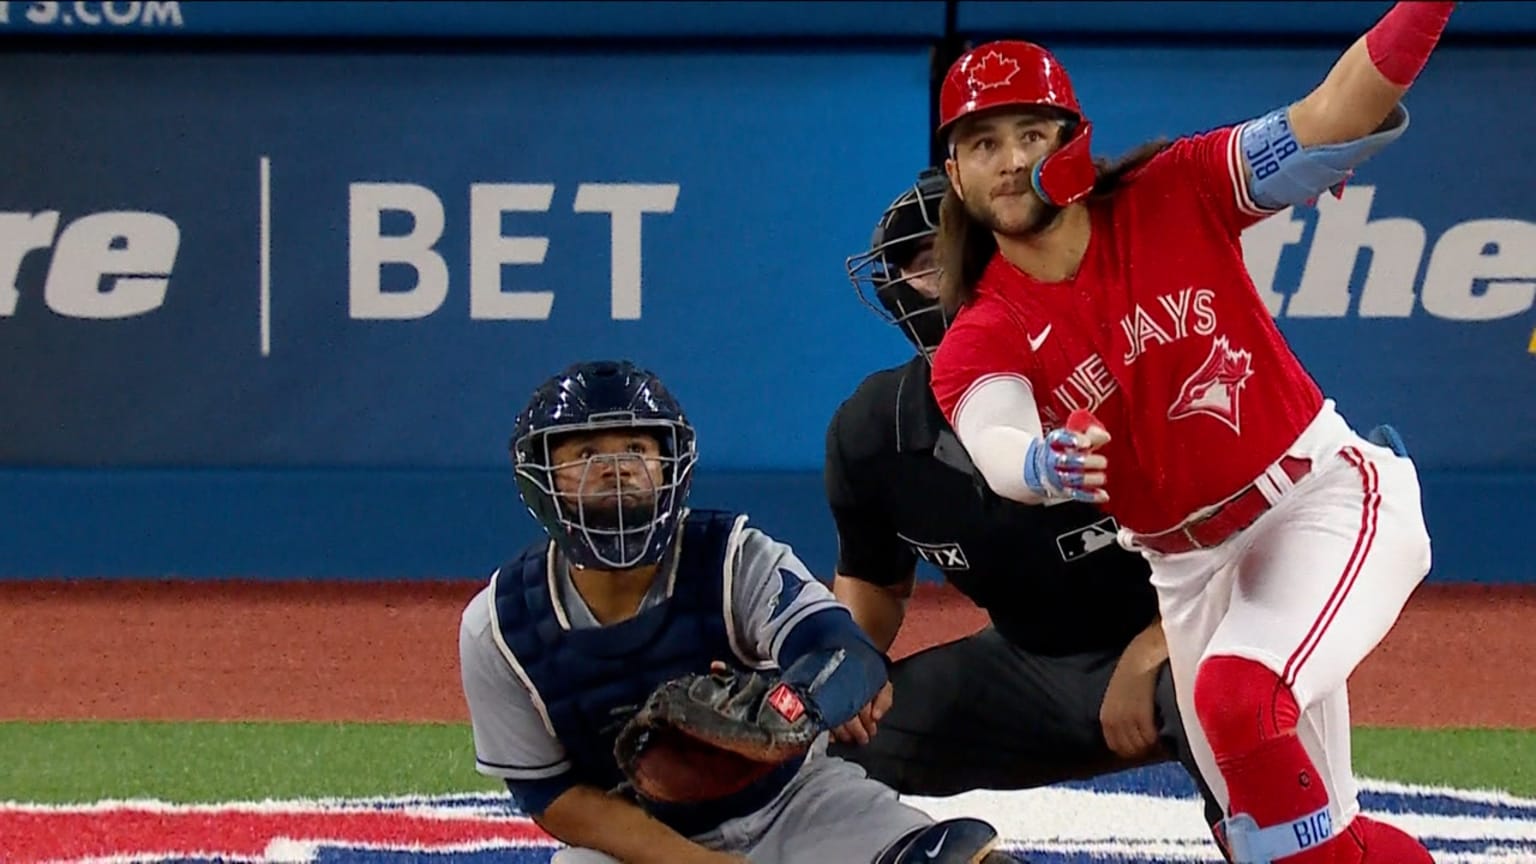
[824,168,1226,838]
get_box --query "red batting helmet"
[937,40,1097,208]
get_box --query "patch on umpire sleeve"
[896,533,971,570]
[1056,516,1120,562]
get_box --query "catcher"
[458,359,1028,864]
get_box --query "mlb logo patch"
[1057,516,1120,562]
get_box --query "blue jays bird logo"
[1168,336,1255,434]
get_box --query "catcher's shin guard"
[875,818,1027,863]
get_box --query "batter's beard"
[967,191,1063,238]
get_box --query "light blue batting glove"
[1023,427,1109,504]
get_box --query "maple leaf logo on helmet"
[966,50,1021,94]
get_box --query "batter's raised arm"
[1224,1,1454,218]
[1289,1,1455,147]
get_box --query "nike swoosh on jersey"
[1028,324,1052,351]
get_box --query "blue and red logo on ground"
[0,794,555,863]
[5,767,1536,863]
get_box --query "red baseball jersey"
[931,124,1325,535]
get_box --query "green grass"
[0,722,1531,803]
[1352,727,1536,796]
[0,721,502,803]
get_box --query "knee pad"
[1193,655,1301,753]
[876,817,1021,864]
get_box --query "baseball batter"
[459,360,1026,864]
[924,4,1457,863]
[829,167,1227,842]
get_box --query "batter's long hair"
[936,137,1175,314]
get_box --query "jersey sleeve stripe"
[545,550,572,632]
[768,598,842,661]
[953,372,1033,429]
[720,514,774,670]
[1227,121,1285,218]
[475,757,572,780]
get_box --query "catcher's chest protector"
[494,510,799,829]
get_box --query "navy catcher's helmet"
[845,167,951,359]
[510,360,698,570]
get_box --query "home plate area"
[6,766,1535,864]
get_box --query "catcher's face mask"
[515,420,696,571]
[846,169,952,361]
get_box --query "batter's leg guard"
[1195,656,1339,863]
[1220,810,1336,864]
[875,817,1028,863]
[1211,818,1236,864]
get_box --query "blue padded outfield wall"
[1,1,1532,582]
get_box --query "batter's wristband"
[1365,1,1455,87]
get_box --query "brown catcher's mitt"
[613,666,821,804]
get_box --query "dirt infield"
[1,580,1531,728]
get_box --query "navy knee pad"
[876,817,1026,863]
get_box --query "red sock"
[1195,656,1354,863]
[1353,815,1434,864]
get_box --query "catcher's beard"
[565,495,659,532]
